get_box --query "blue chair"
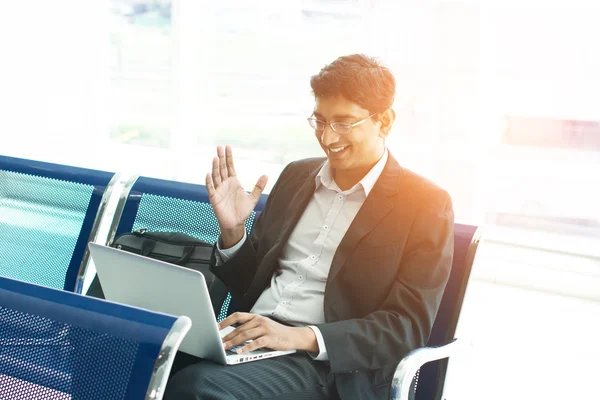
[0,275,190,400]
[0,155,117,292]
[107,176,267,321]
[391,223,481,400]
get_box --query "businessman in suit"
[165,54,454,399]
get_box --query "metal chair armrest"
[390,339,460,400]
[146,316,192,400]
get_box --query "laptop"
[88,242,295,365]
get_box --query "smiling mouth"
[329,146,347,153]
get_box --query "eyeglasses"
[307,113,376,135]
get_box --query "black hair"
[310,54,395,114]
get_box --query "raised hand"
[206,145,268,248]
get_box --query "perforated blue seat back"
[130,193,257,244]
[0,155,114,291]
[115,176,267,320]
[416,223,480,400]
[0,276,176,400]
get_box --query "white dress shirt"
[217,149,389,360]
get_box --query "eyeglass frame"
[307,112,377,135]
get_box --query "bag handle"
[175,246,195,265]
[141,239,156,256]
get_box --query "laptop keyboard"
[226,345,244,355]
[226,345,271,356]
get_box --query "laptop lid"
[88,242,227,363]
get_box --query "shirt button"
[323,225,329,231]
[298,275,303,280]
[310,255,316,260]
[337,195,343,200]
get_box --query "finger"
[218,312,253,330]
[238,336,269,354]
[217,146,228,182]
[222,318,262,343]
[248,175,268,205]
[224,327,264,350]
[212,157,222,186]
[205,173,215,197]
[225,145,237,177]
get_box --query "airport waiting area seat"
[0,155,117,293]
[391,223,481,400]
[1,155,481,400]
[0,275,190,400]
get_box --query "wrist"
[293,327,318,353]
[220,227,245,249]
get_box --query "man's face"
[313,95,385,175]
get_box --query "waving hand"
[206,145,268,248]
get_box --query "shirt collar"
[315,148,388,196]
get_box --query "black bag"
[86,229,228,317]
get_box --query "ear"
[378,108,396,138]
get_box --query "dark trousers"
[164,351,339,400]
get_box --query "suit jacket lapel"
[326,155,402,288]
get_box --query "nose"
[320,125,340,147]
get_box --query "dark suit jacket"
[211,152,454,399]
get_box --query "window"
[503,116,600,151]
[110,0,173,149]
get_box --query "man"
[165,54,454,399]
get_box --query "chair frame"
[75,173,140,294]
[390,224,482,400]
[146,315,192,399]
